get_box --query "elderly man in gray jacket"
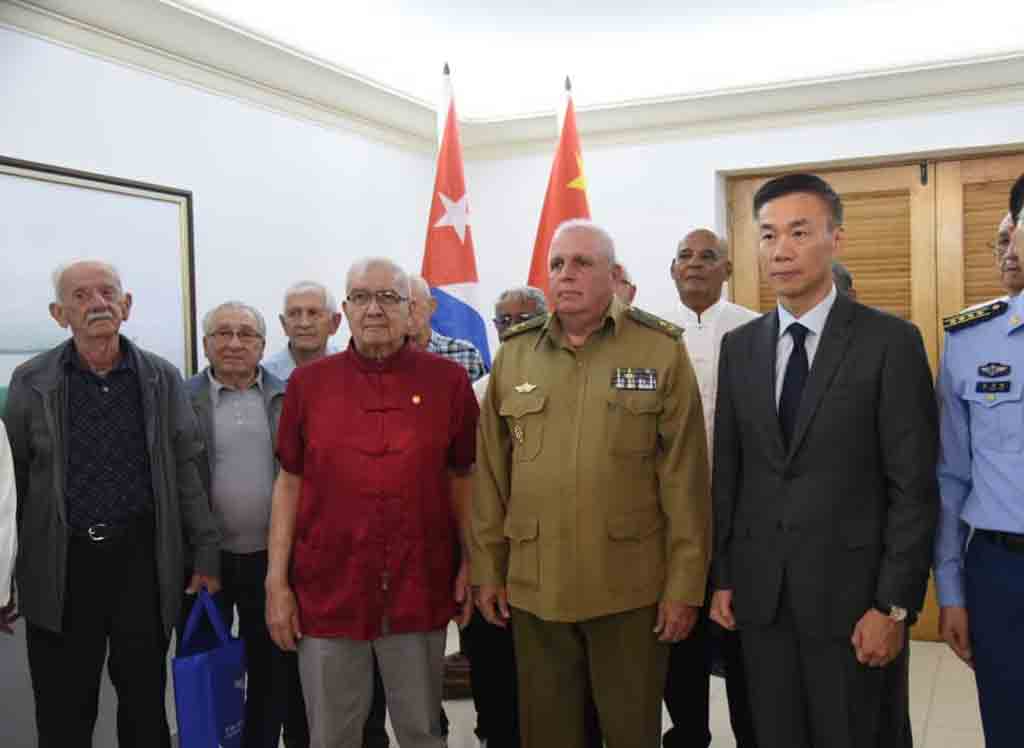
[2,259,221,748]
[184,300,305,748]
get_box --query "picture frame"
[0,156,197,409]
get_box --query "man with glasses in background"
[184,301,290,748]
[265,258,479,748]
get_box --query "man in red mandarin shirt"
[265,257,479,748]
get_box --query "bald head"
[407,275,438,345]
[671,228,731,315]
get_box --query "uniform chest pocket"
[500,394,546,462]
[606,393,661,457]
[964,381,1023,453]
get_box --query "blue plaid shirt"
[427,330,486,383]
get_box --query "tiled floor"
[420,626,985,748]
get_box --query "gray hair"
[345,257,411,297]
[409,275,431,300]
[203,301,267,337]
[283,281,337,314]
[51,259,123,303]
[494,286,548,315]
[550,219,617,264]
[831,261,854,296]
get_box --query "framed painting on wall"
[0,156,197,411]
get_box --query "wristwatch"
[875,603,909,623]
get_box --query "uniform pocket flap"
[504,516,539,542]
[963,380,1022,407]
[607,509,665,540]
[841,519,881,549]
[499,394,547,418]
[607,393,662,415]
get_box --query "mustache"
[85,310,114,323]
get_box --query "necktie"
[779,322,809,448]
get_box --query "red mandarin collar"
[346,337,416,374]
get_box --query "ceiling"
[173,0,1022,120]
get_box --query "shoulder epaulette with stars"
[500,313,548,341]
[627,307,684,339]
[943,300,1009,333]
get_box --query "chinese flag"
[527,93,590,297]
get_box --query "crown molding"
[1,0,437,153]
[5,0,1024,161]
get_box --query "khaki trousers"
[297,629,446,748]
[512,605,669,748]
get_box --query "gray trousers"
[297,629,447,748]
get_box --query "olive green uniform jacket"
[472,296,711,622]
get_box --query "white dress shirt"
[775,284,838,407]
[0,420,17,607]
[668,298,759,457]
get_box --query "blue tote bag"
[173,588,247,748]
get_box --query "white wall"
[0,24,436,745]
[467,102,1024,324]
[0,26,435,362]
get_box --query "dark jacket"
[184,366,286,499]
[712,293,939,638]
[4,338,222,635]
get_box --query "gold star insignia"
[567,153,587,192]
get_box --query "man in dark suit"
[710,174,939,748]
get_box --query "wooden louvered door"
[729,163,942,640]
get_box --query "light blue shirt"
[263,342,340,382]
[775,284,838,406]
[935,292,1024,607]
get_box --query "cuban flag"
[421,64,491,369]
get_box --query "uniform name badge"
[976,381,1011,394]
[612,367,658,391]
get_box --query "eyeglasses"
[989,237,1014,257]
[494,312,542,328]
[208,329,264,344]
[346,290,408,308]
[675,249,722,264]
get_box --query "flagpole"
[438,62,452,149]
[557,75,571,136]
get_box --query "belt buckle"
[87,524,110,543]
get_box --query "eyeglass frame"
[345,289,410,309]
[206,328,265,345]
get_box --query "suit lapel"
[752,310,786,459]
[785,294,856,461]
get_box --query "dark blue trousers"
[965,532,1024,748]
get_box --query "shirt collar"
[347,337,416,372]
[1008,292,1024,333]
[208,365,264,407]
[539,295,626,350]
[777,283,838,340]
[427,329,449,352]
[63,335,137,375]
[678,297,724,328]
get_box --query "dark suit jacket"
[712,292,939,638]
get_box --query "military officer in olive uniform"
[472,219,711,748]
[935,207,1024,748]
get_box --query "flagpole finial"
[565,76,572,92]
[443,62,450,76]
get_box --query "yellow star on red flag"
[567,153,587,192]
